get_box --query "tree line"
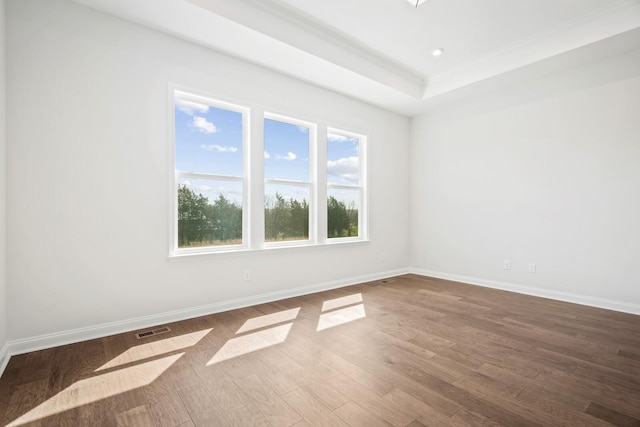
[178,185,358,247]
[177,185,242,247]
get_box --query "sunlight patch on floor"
[96,329,212,372]
[207,323,293,365]
[8,353,183,426]
[317,293,367,331]
[321,293,363,312]
[236,308,300,334]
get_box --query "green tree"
[177,185,211,246]
[328,196,358,238]
[210,194,242,242]
[265,192,309,241]
[290,198,309,238]
[178,185,242,247]
[346,200,359,237]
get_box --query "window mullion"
[249,107,265,249]
[177,171,243,182]
[316,124,328,243]
[265,178,310,186]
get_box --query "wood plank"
[196,363,247,410]
[224,403,272,427]
[281,387,347,427]
[284,361,351,410]
[115,404,156,427]
[333,401,392,427]
[326,373,414,426]
[2,379,49,426]
[143,377,191,427]
[618,349,640,362]
[514,389,610,427]
[342,348,462,416]
[534,370,640,419]
[234,373,302,427]
[178,384,231,426]
[381,388,460,427]
[317,350,395,397]
[585,402,640,427]
[450,409,502,426]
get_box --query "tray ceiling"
[73,0,640,116]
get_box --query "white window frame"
[327,128,368,243]
[170,90,250,256]
[168,88,368,259]
[263,112,317,247]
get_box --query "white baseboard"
[4,267,410,363]
[0,342,9,378]
[411,268,640,316]
[4,265,634,379]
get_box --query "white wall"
[0,0,7,364]
[6,0,410,343]
[411,47,640,311]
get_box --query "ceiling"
[74,0,640,116]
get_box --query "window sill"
[167,239,370,262]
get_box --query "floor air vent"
[136,326,171,339]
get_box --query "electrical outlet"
[529,263,536,273]
[243,270,251,282]
[503,260,511,270]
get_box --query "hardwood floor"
[1,274,639,426]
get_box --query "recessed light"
[432,48,444,57]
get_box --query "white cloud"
[328,134,354,142]
[200,144,238,153]
[199,185,212,191]
[175,99,209,115]
[327,156,359,182]
[182,180,191,187]
[189,116,217,134]
[276,152,297,161]
[297,126,309,133]
[264,151,271,159]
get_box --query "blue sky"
[175,98,243,177]
[175,96,360,205]
[327,133,359,186]
[264,118,309,182]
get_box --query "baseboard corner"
[410,267,640,316]
[0,342,10,378]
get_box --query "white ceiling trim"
[72,0,640,116]
[187,0,425,97]
[72,0,425,116]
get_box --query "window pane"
[264,118,309,181]
[177,177,242,248]
[328,133,359,186]
[265,183,310,242]
[175,98,243,176]
[328,188,359,239]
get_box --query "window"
[171,89,367,257]
[327,130,364,240]
[264,115,314,244]
[172,92,248,253]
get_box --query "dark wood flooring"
[1,274,639,426]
